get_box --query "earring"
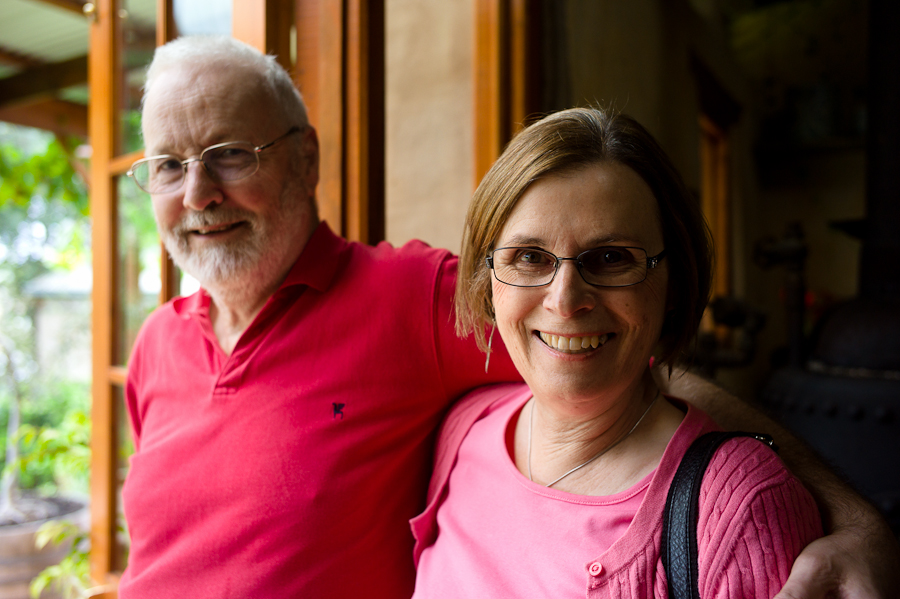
[485,320,495,373]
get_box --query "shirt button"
[588,562,603,576]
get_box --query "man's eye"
[157,158,182,172]
[210,147,253,163]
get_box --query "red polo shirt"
[119,223,519,598]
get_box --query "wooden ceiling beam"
[27,0,87,16]
[0,55,87,107]
[0,45,41,68]
[0,99,88,138]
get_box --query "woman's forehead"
[497,162,663,250]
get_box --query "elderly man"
[121,36,897,599]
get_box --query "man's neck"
[207,285,273,355]
[198,217,319,355]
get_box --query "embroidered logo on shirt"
[333,403,345,419]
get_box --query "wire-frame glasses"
[127,126,303,194]
[486,246,666,288]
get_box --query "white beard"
[159,187,311,298]
[160,206,267,286]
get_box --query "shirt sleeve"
[432,255,522,402]
[696,437,824,599]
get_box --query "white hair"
[143,35,308,127]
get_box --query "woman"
[410,108,822,598]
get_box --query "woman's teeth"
[538,332,609,352]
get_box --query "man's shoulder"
[356,237,454,265]
[339,237,457,284]
[133,291,203,345]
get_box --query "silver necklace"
[527,390,661,488]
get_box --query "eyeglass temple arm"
[255,126,303,153]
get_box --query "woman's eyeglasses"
[486,246,666,288]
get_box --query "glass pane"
[118,0,158,156]
[180,270,201,297]
[114,384,133,572]
[173,0,232,36]
[115,176,160,366]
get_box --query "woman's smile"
[535,331,612,353]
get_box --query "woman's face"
[491,161,669,408]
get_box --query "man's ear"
[299,126,320,194]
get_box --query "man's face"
[141,65,318,291]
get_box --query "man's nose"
[181,160,223,211]
[542,260,596,317]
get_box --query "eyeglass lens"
[491,247,649,287]
[131,142,259,194]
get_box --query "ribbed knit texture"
[589,437,822,598]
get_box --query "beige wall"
[385,0,474,254]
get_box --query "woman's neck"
[514,371,682,495]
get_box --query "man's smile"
[191,221,245,236]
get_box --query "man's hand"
[776,522,900,599]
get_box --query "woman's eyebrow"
[501,234,546,247]
[500,233,634,247]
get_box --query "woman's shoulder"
[693,433,824,597]
[444,383,531,431]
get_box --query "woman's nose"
[542,261,596,316]
[181,161,223,211]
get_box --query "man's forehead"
[142,65,277,152]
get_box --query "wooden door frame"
[295,0,385,244]
[473,0,540,186]
[88,0,120,584]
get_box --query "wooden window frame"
[473,0,540,186]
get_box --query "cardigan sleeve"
[696,437,824,599]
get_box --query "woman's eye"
[602,249,627,264]
[518,251,548,265]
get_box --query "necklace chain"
[527,389,661,488]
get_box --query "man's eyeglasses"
[486,246,666,288]
[127,126,303,194]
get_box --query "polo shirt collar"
[279,220,344,293]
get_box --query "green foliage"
[30,520,90,599]
[0,380,90,495]
[16,406,90,496]
[0,129,87,213]
[0,122,95,599]
[0,124,89,294]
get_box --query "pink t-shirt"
[413,392,652,597]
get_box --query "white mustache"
[172,208,255,235]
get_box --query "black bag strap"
[660,431,778,599]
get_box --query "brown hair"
[455,107,713,367]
